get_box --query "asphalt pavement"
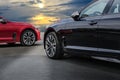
[0,33,120,80]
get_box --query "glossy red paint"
[0,17,41,44]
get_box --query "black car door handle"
[89,21,97,25]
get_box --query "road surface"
[0,33,120,80]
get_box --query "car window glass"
[109,0,120,14]
[80,0,109,17]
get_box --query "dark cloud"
[0,12,3,15]
[57,0,92,6]
[11,2,21,4]
[0,0,92,25]
[40,0,92,17]
[29,1,36,4]
[47,0,92,17]
[28,0,42,4]
[0,6,10,11]
[20,3,27,7]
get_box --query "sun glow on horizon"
[29,14,59,26]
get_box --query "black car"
[44,0,120,59]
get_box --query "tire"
[44,32,64,59]
[20,30,36,46]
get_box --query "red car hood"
[10,21,32,26]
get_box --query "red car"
[0,17,40,46]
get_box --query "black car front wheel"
[45,32,64,59]
[21,30,36,46]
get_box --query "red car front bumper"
[35,29,41,41]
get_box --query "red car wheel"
[20,30,36,46]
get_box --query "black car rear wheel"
[21,30,36,46]
[45,32,64,59]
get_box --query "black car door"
[64,0,110,54]
[98,0,120,58]
[64,16,100,53]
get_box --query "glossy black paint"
[44,0,120,59]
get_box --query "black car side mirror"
[71,11,80,21]
[0,19,7,24]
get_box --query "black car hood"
[50,18,74,27]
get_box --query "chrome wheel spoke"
[50,48,54,56]
[52,47,56,53]
[47,47,51,51]
[46,41,50,46]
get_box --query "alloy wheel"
[22,31,36,46]
[45,33,57,57]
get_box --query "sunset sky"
[0,0,92,27]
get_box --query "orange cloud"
[29,14,59,25]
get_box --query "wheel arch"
[19,28,37,41]
[44,27,57,48]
